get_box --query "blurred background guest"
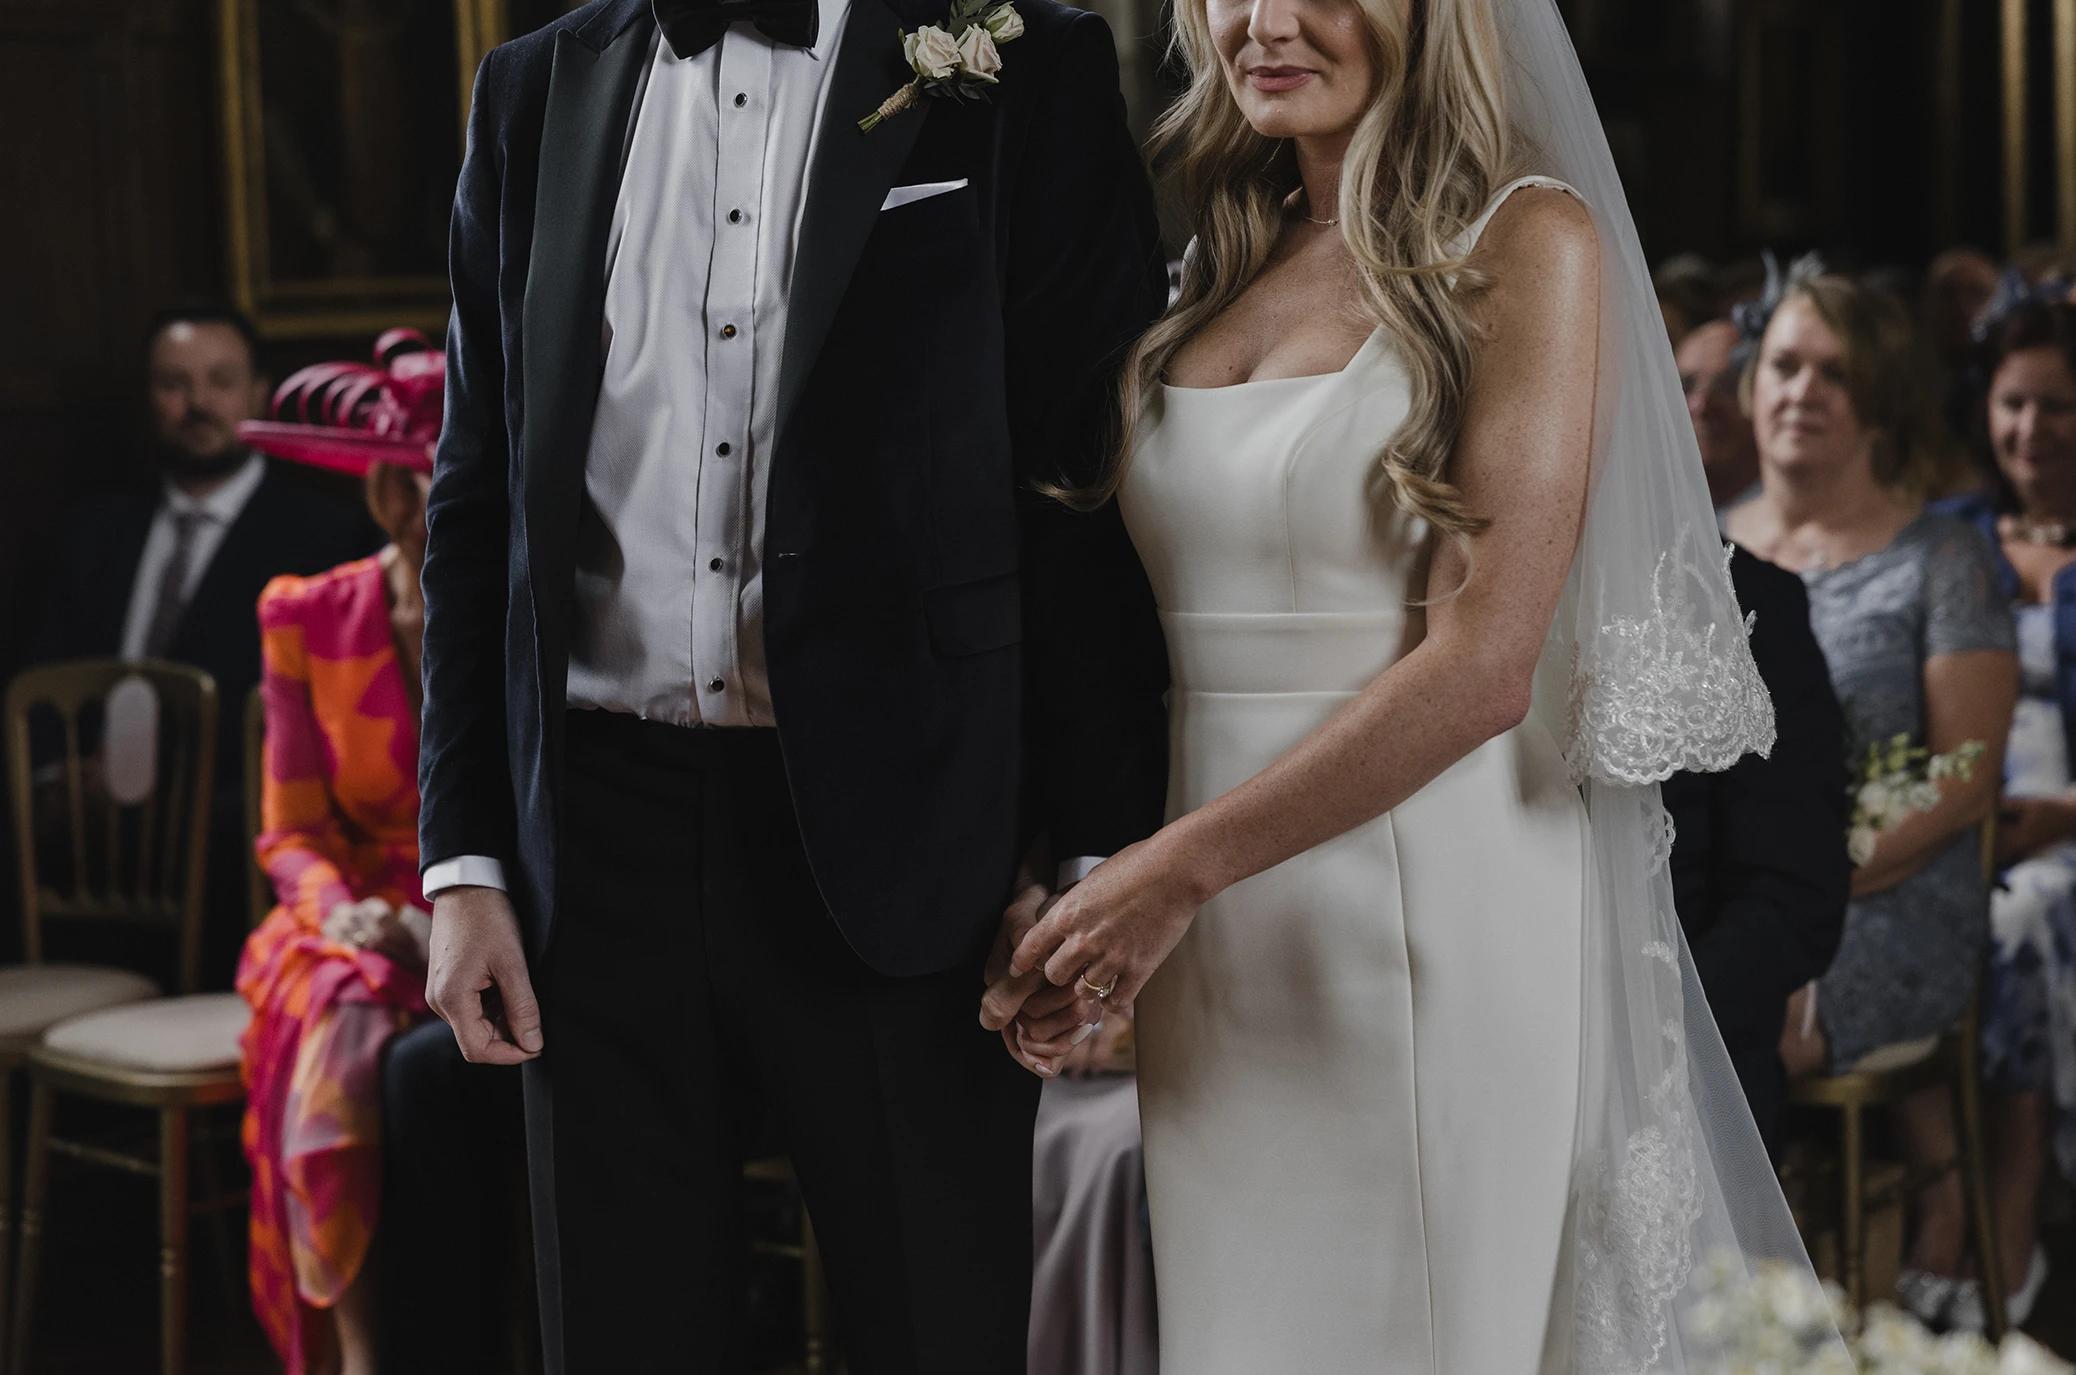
[1934,296,2076,1327]
[1924,248,2004,442]
[1725,274,2019,1320]
[28,302,379,987]
[1679,317,1764,516]
[1656,253,1720,344]
[238,457,435,1375]
[1663,545,1851,1158]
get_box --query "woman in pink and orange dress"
[234,338,439,1375]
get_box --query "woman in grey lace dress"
[1724,273,2018,1309]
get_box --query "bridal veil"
[1480,1,1848,1368]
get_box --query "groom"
[416,0,1169,1368]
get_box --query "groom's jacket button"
[707,677,725,693]
[716,442,732,456]
[721,323,738,337]
[710,558,724,571]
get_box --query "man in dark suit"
[1664,545,1852,1156]
[416,0,1169,1369]
[30,303,380,987]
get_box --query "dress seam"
[1383,810,1443,1371]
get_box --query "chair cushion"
[42,994,250,1073]
[0,964,160,1039]
[1850,1034,1942,1075]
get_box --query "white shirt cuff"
[422,855,508,899]
[1057,856,1105,889]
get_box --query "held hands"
[426,886,544,1065]
[979,835,1204,1077]
[322,897,434,968]
[980,876,1102,1077]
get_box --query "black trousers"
[526,711,1039,1374]
[377,1018,528,1374]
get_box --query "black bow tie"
[653,0,819,58]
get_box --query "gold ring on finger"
[1078,972,1117,1000]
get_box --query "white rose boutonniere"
[983,4,1023,40]
[903,24,961,81]
[956,25,1002,82]
[861,0,1024,132]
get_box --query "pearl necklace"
[2002,514,2076,548]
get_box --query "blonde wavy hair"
[1063,0,1519,546]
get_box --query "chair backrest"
[4,658,219,993]
[244,684,272,931]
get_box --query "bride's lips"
[1248,65,1316,92]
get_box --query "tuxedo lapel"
[776,0,931,446]
[521,10,652,643]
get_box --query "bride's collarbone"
[1164,233,1371,388]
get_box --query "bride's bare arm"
[986,189,1600,1028]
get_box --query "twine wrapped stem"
[859,80,920,133]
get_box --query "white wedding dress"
[1124,178,1593,1373]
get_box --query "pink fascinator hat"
[236,328,441,476]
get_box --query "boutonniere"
[859,0,1024,133]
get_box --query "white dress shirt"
[566,4,851,728]
[119,453,267,659]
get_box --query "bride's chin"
[1237,107,1321,141]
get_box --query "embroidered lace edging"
[1563,547,1777,786]
[1572,1011,1703,1375]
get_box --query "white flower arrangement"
[1846,732,1986,867]
[1690,1252,2071,1375]
[860,0,1023,132]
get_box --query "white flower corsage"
[859,0,1023,132]
[1845,731,1986,866]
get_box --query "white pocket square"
[880,179,969,212]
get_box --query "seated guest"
[238,336,526,1374]
[1923,248,2002,443]
[1030,1009,1157,1375]
[1678,317,1763,517]
[1724,274,2019,1317]
[239,457,435,1375]
[1933,295,2076,1327]
[1662,545,1850,1157]
[30,302,379,987]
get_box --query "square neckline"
[1161,326,1387,394]
[1157,175,1580,395]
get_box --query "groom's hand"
[427,886,543,1064]
[980,879,1100,1076]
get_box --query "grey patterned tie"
[141,511,205,659]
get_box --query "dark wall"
[0,0,224,681]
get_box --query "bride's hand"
[1001,835,1205,1011]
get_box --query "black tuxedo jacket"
[418,0,1172,975]
[1664,546,1850,1148]
[30,465,382,792]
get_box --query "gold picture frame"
[216,0,510,338]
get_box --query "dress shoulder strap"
[1451,175,1585,260]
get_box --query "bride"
[981,0,1837,1369]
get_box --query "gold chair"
[4,659,252,1375]
[745,1156,838,1375]
[1786,821,2006,1337]
[1,660,218,1367]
